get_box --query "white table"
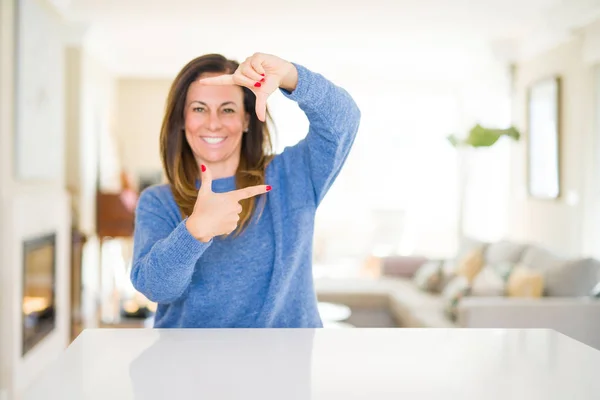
[24,328,600,399]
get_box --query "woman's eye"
[223,108,235,114]
[192,107,205,112]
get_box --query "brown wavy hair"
[160,54,274,236]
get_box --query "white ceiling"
[49,0,600,78]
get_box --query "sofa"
[315,238,600,350]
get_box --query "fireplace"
[22,233,57,356]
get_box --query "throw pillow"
[413,260,444,293]
[456,247,485,283]
[506,266,544,298]
[470,266,505,296]
[442,276,471,321]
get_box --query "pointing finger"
[229,184,272,201]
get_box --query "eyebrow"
[189,101,237,107]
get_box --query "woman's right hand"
[185,165,271,242]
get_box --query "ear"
[243,112,251,133]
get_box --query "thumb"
[255,92,268,122]
[199,164,213,194]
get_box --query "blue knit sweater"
[130,64,361,328]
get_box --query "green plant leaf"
[448,124,521,148]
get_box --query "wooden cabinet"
[96,192,135,238]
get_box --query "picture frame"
[527,76,561,200]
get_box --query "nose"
[207,110,222,131]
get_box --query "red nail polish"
[260,78,265,83]
[201,164,206,172]
[266,185,272,192]
[260,73,265,77]
[254,82,261,88]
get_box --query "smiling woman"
[130,52,361,329]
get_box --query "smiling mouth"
[201,137,226,144]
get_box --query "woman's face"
[184,72,249,174]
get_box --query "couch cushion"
[545,258,600,297]
[520,247,600,296]
[456,247,485,283]
[519,246,563,271]
[484,240,528,265]
[506,266,544,298]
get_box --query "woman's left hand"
[196,52,298,122]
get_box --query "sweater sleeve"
[278,63,361,206]
[130,189,212,303]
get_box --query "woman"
[131,52,361,328]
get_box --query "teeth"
[202,137,225,144]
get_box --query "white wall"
[582,19,600,66]
[580,63,600,259]
[0,0,15,397]
[509,34,596,257]
[581,19,600,259]
[66,43,122,236]
[79,50,121,233]
[13,0,66,183]
[0,0,72,398]
[593,65,600,255]
[115,78,171,186]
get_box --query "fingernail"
[260,78,265,83]
[260,73,265,77]
[266,185,272,192]
[201,164,206,172]
[254,82,262,88]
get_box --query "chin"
[194,146,239,164]
[198,152,228,163]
